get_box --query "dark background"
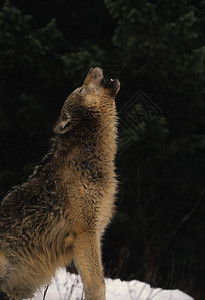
[0,1,204,299]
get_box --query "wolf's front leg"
[73,231,106,300]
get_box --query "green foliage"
[105,0,205,100]
[62,43,106,86]
[0,0,69,196]
[104,0,205,295]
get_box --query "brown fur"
[0,67,120,300]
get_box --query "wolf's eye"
[60,120,71,131]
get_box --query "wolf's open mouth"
[101,78,118,88]
[85,67,120,97]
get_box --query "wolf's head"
[53,67,120,135]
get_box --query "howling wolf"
[0,67,120,300]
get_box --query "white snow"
[30,268,194,300]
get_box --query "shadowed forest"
[0,1,204,299]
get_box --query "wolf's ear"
[53,114,71,135]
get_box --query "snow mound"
[30,268,194,300]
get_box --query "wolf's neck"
[55,116,117,165]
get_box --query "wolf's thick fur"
[0,67,120,300]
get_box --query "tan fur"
[0,253,7,278]
[0,67,120,300]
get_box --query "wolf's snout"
[88,66,103,78]
[83,67,104,87]
[84,67,120,98]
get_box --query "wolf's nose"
[88,67,103,77]
[84,67,104,86]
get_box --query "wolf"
[0,67,120,300]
